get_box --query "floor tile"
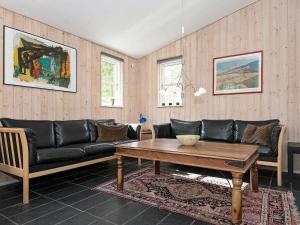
[0,217,16,225]
[103,201,148,224]
[58,189,99,205]
[124,207,169,225]
[0,196,51,218]
[45,183,87,200]
[87,196,130,217]
[57,212,99,225]
[71,192,113,211]
[32,182,75,194]
[78,176,112,188]
[89,218,115,225]
[192,219,213,225]
[0,192,39,210]
[24,206,80,225]
[10,201,65,224]
[0,188,23,202]
[158,213,194,225]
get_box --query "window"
[158,57,183,107]
[101,54,123,107]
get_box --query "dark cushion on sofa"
[30,150,116,173]
[36,148,85,164]
[54,120,90,147]
[170,119,201,138]
[65,142,116,156]
[271,125,281,156]
[127,124,141,140]
[153,123,172,138]
[258,155,277,162]
[88,119,116,142]
[234,119,279,143]
[1,118,55,148]
[201,119,234,142]
[257,145,273,156]
[24,128,38,166]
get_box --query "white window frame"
[158,58,183,107]
[101,55,123,107]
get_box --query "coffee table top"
[117,138,258,162]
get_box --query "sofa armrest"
[23,128,38,166]
[0,127,33,174]
[127,124,142,140]
[153,123,172,138]
[277,125,287,162]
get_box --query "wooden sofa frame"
[0,127,116,204]
[257,125,287,187]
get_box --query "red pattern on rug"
[95,168,299,225]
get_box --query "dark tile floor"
[0,158,298,225]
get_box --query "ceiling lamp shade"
[194,87,207,96]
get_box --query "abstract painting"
[213,51,262,95]
[4,26,77,92]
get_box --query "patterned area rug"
[95,168,299,225]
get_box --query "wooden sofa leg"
[23,175,29,204]
[277,164,282,187]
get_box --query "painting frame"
[3,25,77,93]
[213,50,263,95]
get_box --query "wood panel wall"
[0,7,139,123]
[137,0,300,171]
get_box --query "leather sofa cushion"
[65,142,116,156]
[201,119,234,142]
[258,145,273,156]
[258,155,277,162]
[271,125,281,156]
[170,119,201,138]
[30,150,116,173]
[127,124,141,140]
[24,128,38,166]
[88,119,116,142]
[54,120,90,147]
[234,119,279,142]
[153,123,172,139]
[1,118,55,148]
[36,148,85,164]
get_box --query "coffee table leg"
[231,172,243,224]
[250,163,259,192]
[154,161,160,175]
[117,155,124,191]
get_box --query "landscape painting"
[4,26,77,92]
[213,51,262,95]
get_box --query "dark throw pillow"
[96,124,129,142]
[241,123,277,147]
[170,118,201,138]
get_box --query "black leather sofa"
[0,118,140,172]
[153,118,287,186]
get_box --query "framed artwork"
[213,51,263,95]
[3,26,77,92]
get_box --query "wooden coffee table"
[115,139,259,224]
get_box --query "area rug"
[94,168,299,225]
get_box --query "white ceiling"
[0,0,256,58]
